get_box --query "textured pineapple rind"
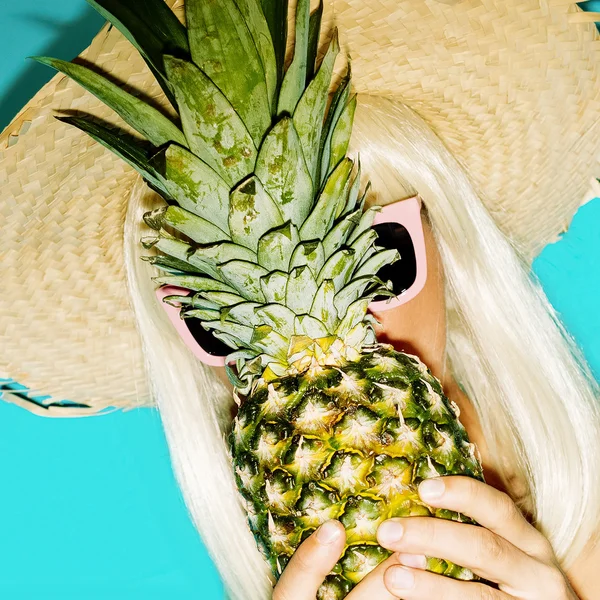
[230,343,484,599]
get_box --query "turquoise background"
[0,1,598,599]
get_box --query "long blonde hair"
[124,95,600,600]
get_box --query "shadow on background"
[0,5,104,130]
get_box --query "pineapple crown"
[34,0,399,392]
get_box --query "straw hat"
[1,0,599,416]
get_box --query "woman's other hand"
[378,476,579,599]
[272,520,400,600]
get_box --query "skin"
[215,212,600,598]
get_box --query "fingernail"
[378,520,404,544]
[419,478,445,500]
[388,566,415,590]
[397,553,427,569]
[316,520,341,544]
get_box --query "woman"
[125,96,600,599]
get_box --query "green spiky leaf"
[317,248,355,291]
[328,96,357,179]
[220,260,269,302]
[151,205,229,244]
[310,279,337,332]
[152,275,237,294]
[257,221,300,271]
[299,158,353,241]
[289,241,325,278]
[164,56,257,185]
[322,209,361,257]
[306,0,324,82]
[261,271,288,303]
[186,0,271,145]
[294,314,329,338]
[35,57,187,148]
[85,0,189,106]
[260,0,288,86]
[229,176,285,251]
[55,116,165,193]
[286,266,317,313]
[293,31,340,181]
[255,304,297,338]
[234,0,278,113]
[154,144,231,233]
[354,249,400,280]
[255,117,313,226]
[278,0,310,114]
[224,302,264,327]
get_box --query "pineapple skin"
[231,343,484,598]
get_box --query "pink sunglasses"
[156,195,427,366]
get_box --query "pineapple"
[37,0,484,596]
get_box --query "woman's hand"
[378,476,578,599]
[272,519,401,600]
[273,477,578,600]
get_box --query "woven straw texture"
[1,0,598,416]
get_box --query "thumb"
[273,520,346,600]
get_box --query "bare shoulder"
[567,534,600,599]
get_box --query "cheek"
[369,219,447,378]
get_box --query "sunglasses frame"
[156,194,427,366]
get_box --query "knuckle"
[494,491,519,522]
[530,535,555,561]
[474,529,504,565]
[473,584,503,600]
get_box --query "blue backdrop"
[0,2,598,599]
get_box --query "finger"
[274,520,345,600]
[377,516,545,588]
[345,554,400,600]
[384,565,515,600]
[417,476,552,559]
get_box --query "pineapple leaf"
[164,56,257,186]
[229,176,285,251]
[337,298,370,338]
[234,0,278,113]
[341,162,362,218]
[348,206,381,244]
[182,308,221,321]
[35,57,187,148]
[294,314,329,338]
[189,242,256,266]
[327,95,357,181]
[250,325,289,361]
[186,0,271,146]
[155,205,230,244]
[201,291,248,307]
[353,249,400,280]
[153,144,231,233]
[152,275,237,294]
[317,247,355,291]
[257,221,300,272]
[289,241,325,278]
[349,229,378,271]
[310,279,338,332]
[84,0,189,107]
[293,30,340,181]
[255,117,313,226]
[319,66,350,185]
[203,320,255,346]
[286,266,317,314]
[299,158,353,241]
[167,294,220,310]
[333,276,379,317]
[277,0,310,114]
[220,260,269,302]
[306,0,324,83]
[254,304,296,338]
[55,116,166,193]
[260,271,289,303]
[322,208,361,257]
[223,302,264,327]
[259,0,288,86]
[142,254,204,275]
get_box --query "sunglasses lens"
[371,222,418,298]
[184,316,231,357]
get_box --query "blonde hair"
[124,95,600,600]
